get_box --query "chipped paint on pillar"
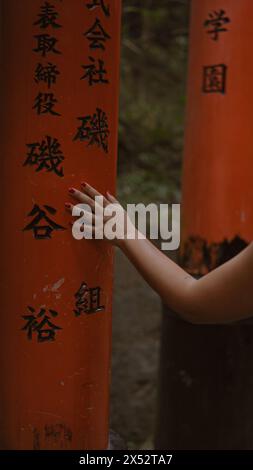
[180,235,248,276]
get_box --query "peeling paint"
[44,423,72,444]
[180,235,248,276]
[52,278,65,292]
[42,278,65,294]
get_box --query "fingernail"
[69,187,75,194]
[65,202,71,209]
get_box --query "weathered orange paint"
[0,0,121,449]
[181,0,253,263]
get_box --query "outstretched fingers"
[106,191,120,205]
[82,182,112,207]
[65,183,121,240]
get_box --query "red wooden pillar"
[0,0,121,450]
[156,0,253,449]
[181,0,253,264]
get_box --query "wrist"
[116,228,146,250]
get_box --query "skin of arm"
[66,183,253,325]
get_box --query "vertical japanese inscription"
[202,8,230,94]
[203,9,230,41]
[202,64,227,94]
[24,136,64,177]
[22,2,111,345]
[86,0,110,18]
[74,107,110,153]
[21,306,62,342]
[23,204,65,240]
[74,282,105,316]
[74,2,111,156]
[33,2,62,115]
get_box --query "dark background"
[111,0,190,449]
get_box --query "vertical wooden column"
[0,0,121,450]
[156,0,253,449]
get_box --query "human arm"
[66,183,253,324]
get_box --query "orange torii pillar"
[0,0,121,450]
[156,0,253,450]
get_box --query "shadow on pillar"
[155,304,253,450]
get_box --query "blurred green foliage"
[118,0,190,205]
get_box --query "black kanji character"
[202,64,227,94]
[81,56,109,85]
[21,306,62,342]
[33,34,61,57]
[74,282,105,316]
[33,92,61,116]
[204,9,230,41]
[84,17,111,50]
[24,136,64,177]
[23,204,65,239]
[86,0,110,17]
[73,107,109,153]
[34,62,60,88]
[34,2,62,29]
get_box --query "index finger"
[82,182,110,205]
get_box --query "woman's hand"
[65,182,134,247]
[65,184,253,324]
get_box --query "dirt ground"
[110,248,162,450]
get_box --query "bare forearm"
[119,230,197,322]
[67,183,253,324]
[119,232,253,324]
